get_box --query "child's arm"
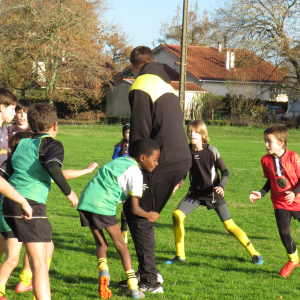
[249,179,271,203]
[285,178,300,204]
[62,162,98,179]
[0,177,32,219]
[131,197,159,222]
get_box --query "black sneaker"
[138,282,164,294]
[119,270,163,287]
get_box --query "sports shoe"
[130,289,145,299]
[280,260,300,277]
[99,270,112,299]
[15,281,33,293]
[252,255,263,265]
[0,296,8,300]
[122,231,128,244]
[138,282,164,294]
[165,256,186,264]
[119,270,163,287]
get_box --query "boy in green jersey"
[2,103,78,300]
[78,138,160,299]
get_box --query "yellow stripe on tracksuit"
[129,74,177,102]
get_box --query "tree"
[105,27,133,72]
[0,0,115,101]
[157,1,218,46]
[216,0,300,99]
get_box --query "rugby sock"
[98,258,108,272]
[223,219,260,257]
[125,269,138,290]
[173,209,186,260]
[288,249,299,263]
[47,258,52,270]
[19,269,33,287]
[0,284,5,297]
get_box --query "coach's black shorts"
[3,197,52,243]
[79,210,118,230]
[0,231,16,240]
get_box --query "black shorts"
[3,198,52,243]
[0,231,16,240]
[79,210,118,230]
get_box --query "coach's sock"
[288,249,299,263]
[0,284,5,297]
[173,209,186,260]
[47,258,52,270]
[223,219,260,257]
[98,258,108,272]
[126,269,138,290]
[20,269,33,287]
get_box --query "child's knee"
[223,218,236,232]
[172,209,186,226]
[6,255,19,268]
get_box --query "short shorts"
[3,197,52,243]
[0,231,16,240]
[79,210,118,230]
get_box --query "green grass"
[4,125,300,299]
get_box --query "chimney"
[226,50,235,70]
[218,41,222,53]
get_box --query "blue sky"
[106,0,219,48]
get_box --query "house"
[106,44,286,117]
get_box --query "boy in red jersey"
[250,124,300,277]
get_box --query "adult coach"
[123,46,191,293]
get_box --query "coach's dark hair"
[0,88,17,106]
[16,99,31,112]
[264,124,289,148]
[9,130,34,151]
[28,103,57,133]
[130,46,154,67]
[134,138,159,160]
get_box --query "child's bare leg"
[0,235,5,264]
[105,224,132,271]
[25,242,50,300]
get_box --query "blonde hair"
[187,120,209,145]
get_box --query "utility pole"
[179,0,188,123]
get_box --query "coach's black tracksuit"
[123,62,191,284]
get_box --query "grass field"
[4,124,300,300]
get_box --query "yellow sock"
[0,283,5,297]
[173,209,186,260]
[223,219,260,257]
[97,258,108,272]
[288,249,299,263]
[20,269,33,287]
[47,258,52,270]
[126,269,138,290]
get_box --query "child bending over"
[78,138,160,299]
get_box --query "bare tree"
[216,0,300,98]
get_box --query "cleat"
[252,255,263,265]
[165,256,186,264]
[99,270,112,299]
[15,281,33,293]
[122,231,128,244]
[139,282,164,294]
[280,260,300,277]
[130,289,145,299]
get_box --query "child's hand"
[214,186,224,196]
[20,201,32,220]
[147,211,159,222]
[66,190,78,207]
[173,181,184,195]
[86,162,99,173]
[249,191,261,203]
[285,191,295,204]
